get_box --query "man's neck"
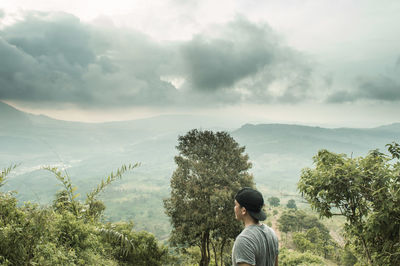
[243,216,259,228]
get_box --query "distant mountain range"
[2,100,399,188]
[1,100,399,237]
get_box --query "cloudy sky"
[1,0,399,127]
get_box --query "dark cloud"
[4,12,95,68]
[0,11,314,108]
[358,76,400,101]
[181,18,276,91]
[327,61,400,103]
[0,13,97,104]
[0,11,179,107]
[180,17,314,104]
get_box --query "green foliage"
[278,209,336,259]
[386,142,400,159]
[171,246,202,266]
[85,163,138,222]
[98,227,134,257]
[298,143,400,265]
[44,166,81,216]
[0,164,171,265]
[341,244,358,266]
[0,193,107,265]
[278,209,328,234]
[0,163,18,187]
[292,228,335,258]
[279,247,324,266]
[286,199,297,209]
[164,129,254,266]
[292,232,314,252]
[86,163,139,203]
[101,222,171,266]
[267,196,280,207]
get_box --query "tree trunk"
[220,239,226,266]
[361,235,373,265]
[211,240,218,266]
[206,233,211,266]
[200,231,210,266]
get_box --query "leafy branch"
[386,142,400,159]
[86,163,139,203]
[44,163,139,219]
[0,164,19,187]
[43,166,80,215]
[98,228,135,256]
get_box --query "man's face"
[234,200,244,221]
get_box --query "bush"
[0,164,171,265]
[279,247,324,266]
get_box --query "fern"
[86,163,139,203]
[42,166,80,215]
[44,163,138,219]
[0,164,18,187]
[98,228,135,256]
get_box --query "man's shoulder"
[239,224,278,243]
[261,224,278,236]
[242,224,275,234]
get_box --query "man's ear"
[241,207,247,216]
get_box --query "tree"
[278,210,299,234]
[164,129,254,266]
[292,227,335,259]
[298,144,400,265]
[267,196,280,207]
[278,209,329,235]
[286,199,297,210]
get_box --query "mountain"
[231,123,400,194]
[232,123,400,157]
[1,101,399,238]
[0,102,231,158]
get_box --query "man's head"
[234,187,266,222]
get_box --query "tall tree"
[164,129,254,266]
[298,143,400,265]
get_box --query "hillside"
[231,122,400,193]
[1,101,400,238]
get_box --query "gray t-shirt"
[232,224,279,266]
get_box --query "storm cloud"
[327,60,400,103]
[0,11,316,108]
[182,18,277,91]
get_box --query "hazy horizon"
[2,100,399,129]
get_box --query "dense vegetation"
[163,132,400,265]
[0,164,171,265]
[1,125,399,265]
[277,208,343,264]
[298,142,400,265]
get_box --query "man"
[232,187,279,266]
